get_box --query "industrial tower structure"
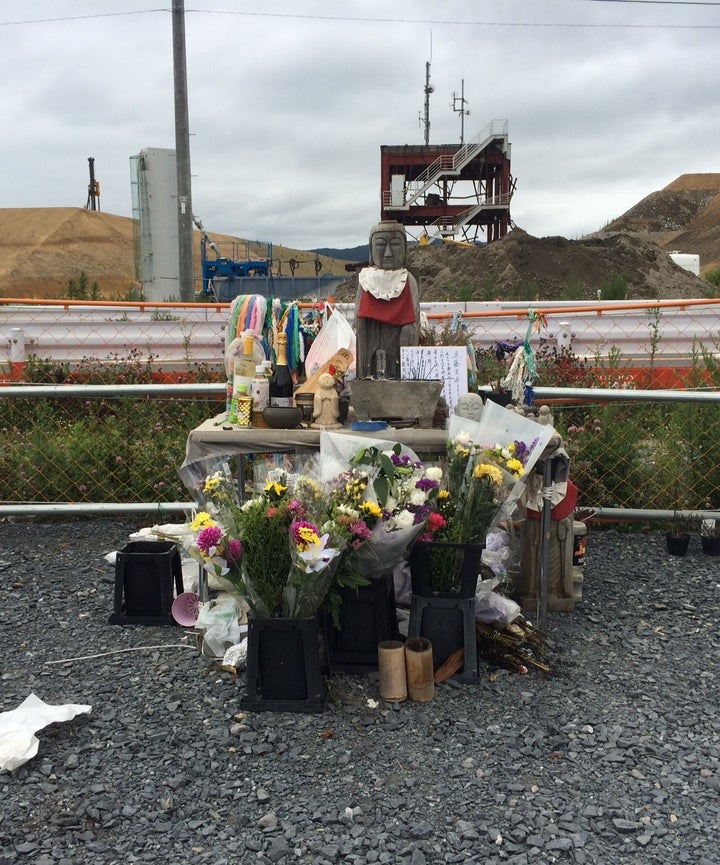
[380,118,514,243]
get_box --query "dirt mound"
[333,227,708,303]
[0,208,138,298]
[416,228,710,301]
[0,208,353,299]
[604,173,720,273]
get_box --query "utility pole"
[172,0,195,301]
[452,79,470,145]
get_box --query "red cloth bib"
[357,281,416,326]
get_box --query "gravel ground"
[1,518,720,865]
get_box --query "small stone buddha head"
[369,220,407,270]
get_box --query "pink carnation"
[350,519,372,540]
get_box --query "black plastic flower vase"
[407,594,478,683]
[241,614,329,713]
[701,536,720,556]
[665,532,690,557]
[409,540,484,598]
[109,540,184,626]
[327,568,399,672]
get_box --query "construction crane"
[85,157,100,211]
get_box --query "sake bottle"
[269,332,294,407]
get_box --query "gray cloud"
[1,0,718,249]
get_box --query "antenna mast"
[422,60,434,145]
[451,79,470,144]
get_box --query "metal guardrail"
[3,298,720,372]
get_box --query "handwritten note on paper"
[400,346,468,416]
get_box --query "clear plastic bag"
[304,305,356,377]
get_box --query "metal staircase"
[382,119,509,210]
[429,193,512,238]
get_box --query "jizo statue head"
[369,221,407,270]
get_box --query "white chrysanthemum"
[393,509,415,530]
[425,466,443,482]
[410,488,427,506]
[452,432,473,446]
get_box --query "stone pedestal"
[349,379,442,428]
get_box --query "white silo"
[129,147,180,301]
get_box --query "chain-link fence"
[3,297,720,517]
[2,382,720,519]
[0,384,223,513]
[3,297,720,386]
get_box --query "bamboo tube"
[378,640,407,702]
[404,637,435,702]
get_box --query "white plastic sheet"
[0,694,92,772]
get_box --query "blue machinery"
[195,221,343,302]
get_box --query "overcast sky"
[1,1,718,250]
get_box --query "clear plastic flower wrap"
[177,455,239,516]
[282,520,345,619]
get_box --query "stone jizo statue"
[455,392,484,423]
[355,220,420,380]
[311,372,343,429]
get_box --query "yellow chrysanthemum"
[203,477,221,493]
[190,511,216,531]
[360,501,383,518]
[296,525,321,549]
[346,478,367,500]
[506,458,524,476]
[473,463,503,485]
[438,489,450,500]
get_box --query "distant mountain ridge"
[311,245,368,262]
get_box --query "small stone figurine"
[454,392,484,423]
[311,372,343,429]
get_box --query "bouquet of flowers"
[348,441,433,575]
[191,468,380,621]
[178,456,239,517]
[283,519,344,619]
[224,477,301,618]
[179,458,244,589]
[409,432,512,593]
[188,509,243,583]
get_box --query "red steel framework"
[380,119,515,243]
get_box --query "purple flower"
[197,525,224,554]
[415,477,438,492]
[390,453,420,468]
[227,538,242,562]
